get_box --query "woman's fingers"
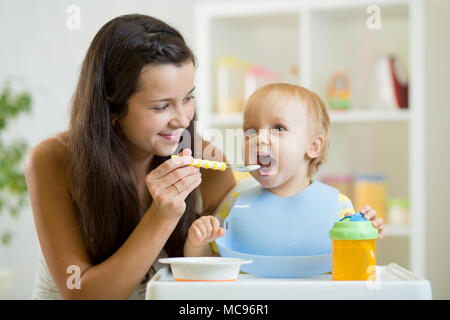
[162,171,201,201]
[175,170,201,192]
[179,148,192,157]
[176,172,202,201]
[149,155,194,181]
[146,158,199,197]
[160,165,200,192]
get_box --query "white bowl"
[159,257,252,281]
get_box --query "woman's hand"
[346,205,386,240]
[186,215,226,248]
[145,148,201,222]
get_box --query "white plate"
[159,257,252,281]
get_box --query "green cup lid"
[329,212,379,240]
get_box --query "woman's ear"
[111,115,118,126]
[306,135,325,159]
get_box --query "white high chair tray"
[145,263,432,300]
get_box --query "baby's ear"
[306,135,325,159]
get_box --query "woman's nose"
[170,104,191,128]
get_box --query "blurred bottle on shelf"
[322,174,354,200]
[387,197,409,225]
[215,56,250,114]
[244,65,281,101]
[354,174,387,221]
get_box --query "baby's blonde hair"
[245,83,330,177]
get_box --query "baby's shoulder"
[314,181,355,218]
[314,181,349,199]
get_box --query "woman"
[25,14,235,299]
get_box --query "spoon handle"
[171,155,227,171]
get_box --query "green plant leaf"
[0,84,33,245]
[1,232,11,246]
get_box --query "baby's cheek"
[276,139,296,163]
[278,141,306,172]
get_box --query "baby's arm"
[184,215,225,257]
[184,190,238,257]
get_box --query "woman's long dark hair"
[68,14,198,268]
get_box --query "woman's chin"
[152,144,179,157]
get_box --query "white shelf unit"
[209,109,410,127]
[194,0,450,278]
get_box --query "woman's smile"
[158,131,183,142]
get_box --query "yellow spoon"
[171,155,260,172]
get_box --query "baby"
[184,83,385,258]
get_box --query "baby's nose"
[257,129,270,145]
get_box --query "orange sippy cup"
[329,212,379,281]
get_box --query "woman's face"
[117,61,195,159]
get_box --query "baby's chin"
[251,167,282,189]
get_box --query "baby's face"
[243,93,312,190]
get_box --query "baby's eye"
[244,128,257,137]
[273,125,286,132]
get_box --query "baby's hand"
[187,215,226,247]
[345,205,386,240]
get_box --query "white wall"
[424,0,450,300]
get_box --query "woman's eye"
[183,95,195,103]
[153,104,169,111]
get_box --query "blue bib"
[216,181,340,277]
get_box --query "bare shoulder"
[24,131,71,189]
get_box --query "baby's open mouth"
[256,154,277,176]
